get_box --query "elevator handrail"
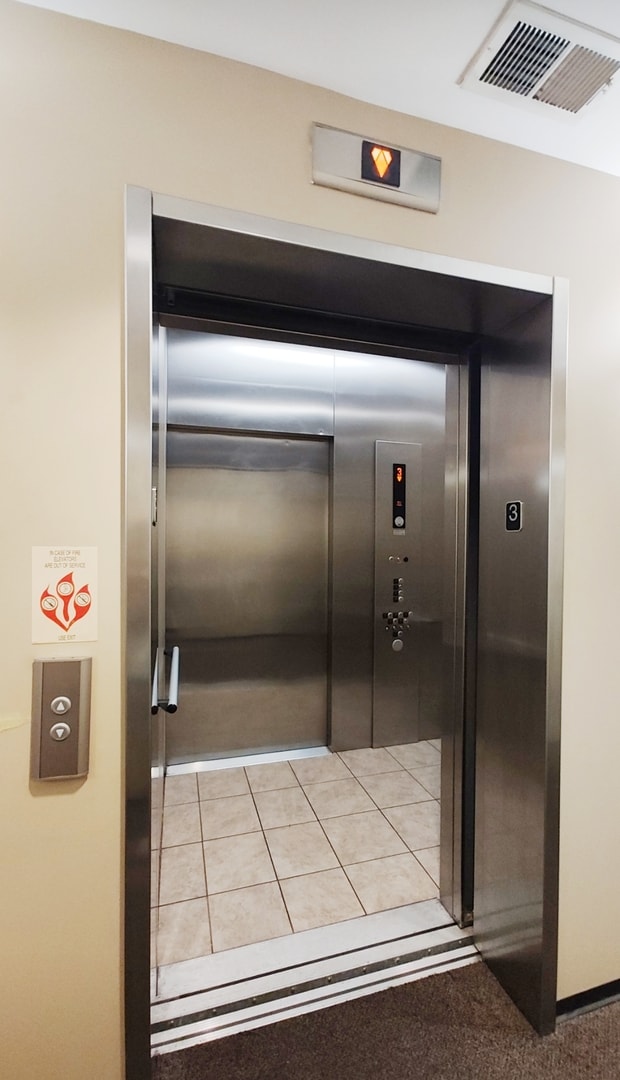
[166,646,180,713]
[151,646,180,715]
[151,653,159,715]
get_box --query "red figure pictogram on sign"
[40,572,92,632]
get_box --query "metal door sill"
[162,744,331,777]
[151,903,477,1056]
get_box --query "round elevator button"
[391,639,404,652]
[50,722,71,742]
[51,696,72,715]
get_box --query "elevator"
[155,329,458,766]
[125,188,566,1076]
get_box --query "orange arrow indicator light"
[361,140,401,187]
[371,146,393,179]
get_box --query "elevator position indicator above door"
[361,141,401,187]
[505,501,523,532]
[393,464,406,530]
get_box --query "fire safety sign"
[32,547,98,644]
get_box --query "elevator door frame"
[124,187,566,1079]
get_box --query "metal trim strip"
[539,275,569,1033]
[124,185,156,1079]
[152,950,479,1054]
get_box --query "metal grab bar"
[150,646,180,714]
[166,646,179,713]
[151,653,159,715]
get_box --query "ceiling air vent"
[460,0,620,115]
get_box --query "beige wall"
[2,1,620,1076]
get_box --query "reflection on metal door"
[165,431,330,763]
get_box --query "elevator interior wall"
[159,326,455,763]
[166,430,330,761]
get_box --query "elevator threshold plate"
[161,744,331,777]
[151,900,477,1055]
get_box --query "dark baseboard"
[557,978,620,1021]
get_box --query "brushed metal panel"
[373,442,422,745]
[440,364,471,925]
[312,123,441,213]
[331,351,449,750]
[166,328,334,436]
[475,297,556,1032]
[124,185,154,1079]
[151,322,167,777]
[165,431,329,762]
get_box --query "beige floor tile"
[385,741,440,770]
[159,843,206,905]
[157,898,212,966]
[303,778,375,819]
[337,747,404,777]
[344,853,438,913]
[408,764,441,799]
[164,773,198,806]
[265,821,339,878]
[197,767,249,801]
[209,882,291,951]
[414,846,440,885]
[290,755,351,785]
[383,801,441,851]
[358,771,434,808]
[281,868,364,931]
[162,801,202,848]
[254,786,315,829]
[151,776,164,808]
[204,831,275,894]
[321,811,407,865]
[245,760,299,792]
[200,794,260,840]
[429,739,442,752]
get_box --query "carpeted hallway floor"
[151,962,620,1079]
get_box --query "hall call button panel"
[31,657,92,780]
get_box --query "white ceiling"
[16,0,620,176]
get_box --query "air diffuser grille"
[534,45,620,112]
[460,1,620,115]
[480,21,569,96]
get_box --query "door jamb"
[123,186,565,1076]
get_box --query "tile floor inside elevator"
[151,740,442,972]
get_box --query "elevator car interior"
[125,190,565,1070]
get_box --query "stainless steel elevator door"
[165,431,330,763]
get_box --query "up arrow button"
[51,696,72,715]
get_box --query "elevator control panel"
[31,658,92,780]
[373,441,422,743]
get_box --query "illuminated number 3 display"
[505,501,523,532]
